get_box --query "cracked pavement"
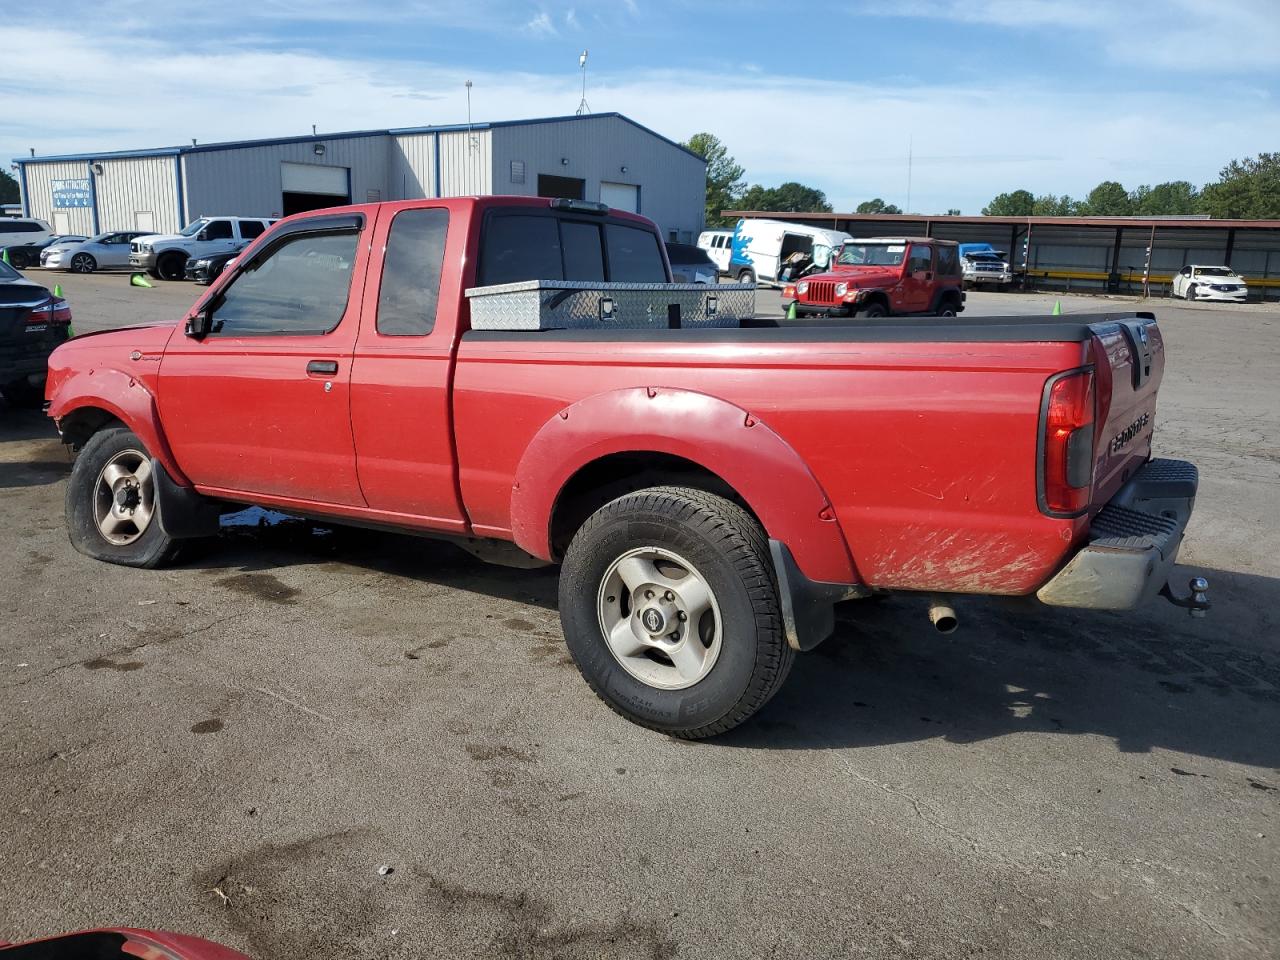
[0,274,1276,958]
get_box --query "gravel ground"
[1,271,1276,959]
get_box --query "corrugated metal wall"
[490,116,706,241]
[95,156,180,233]
[182,134,389,219]
[439,130,491,196]
[389,134,435,200]
[21,160,96,235]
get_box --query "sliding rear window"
[479,211,666,285]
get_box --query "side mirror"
[185,308,213,339]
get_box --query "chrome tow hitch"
[1161,576,1210,617]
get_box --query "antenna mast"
[906,134,913,215]
[576,50,590,115]
[465,80,477,151]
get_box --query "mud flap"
[769,540,868,651]
[153,458,223,539]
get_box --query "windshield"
[838,243,906,266]
[1194,267,1233,277]
[179,219,209,237]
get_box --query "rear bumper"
[1037,458,1199,609]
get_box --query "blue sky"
[4,0,1279,214]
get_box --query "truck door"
[902,243,935,312]
[157,213,372,505]
[348,204,469,531]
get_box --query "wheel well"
[58,406,122,451]
[548,452,760,559]
[861,290,890,308]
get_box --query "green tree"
[856,198,903,214]
[1032,194,1079,216]
[944,208,961,216]
[1081,181,1132,216]
[1199,153,1280,219]
[739,181,832,213]
[681,132,745,227]
[981,189,1034,216]
[1129,181,1200,216]
[0,170,18,205]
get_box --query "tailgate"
[1088,315,1164,507]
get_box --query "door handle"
[306,360,339,376]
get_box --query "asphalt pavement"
[1,270,1276,959]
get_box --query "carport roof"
[723,211,1280,230]
[14,112,705,165]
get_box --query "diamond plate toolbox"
[465,280,755,331]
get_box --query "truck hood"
[818,266,900,286]
[134,233,186,246]
[59,320,178,351]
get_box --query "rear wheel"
[157,252,187,281]
[559,486,793,739]
[65,426,180,568]
[936,297,959,317]
[70,253,97,274]
[8,251,30,269]
[737,268,755,284]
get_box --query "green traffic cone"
[786,301,797,320]
[53,284,63,298]
[130,273,154,288]
[1052,300,1063,316]
[1,249,10,265]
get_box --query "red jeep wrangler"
[783,237,965,318]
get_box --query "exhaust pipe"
[928,598,958,634]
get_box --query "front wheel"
[65,426,180,568]
[157,252,187,281]
[559,486,793,739]
[859,302,888,318]
[1185,284,1197,301]
[70,253,97,274]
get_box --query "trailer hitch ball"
[1161,575,1210,617]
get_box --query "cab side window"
[239,221,267,240]
[210,230,358,337]
[907,245,934,275]
[203,220,234,241]
[376,208,449,336]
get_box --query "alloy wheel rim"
[596,546,722,690]
[93,448,155,545]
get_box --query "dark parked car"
[1,927,248,959]
[2,234,87,269]
[0,257,71,407]
[183,247,244,284]
[664,241,717,284]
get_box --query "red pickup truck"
[782,236,965,318]
[45,197,1206,738]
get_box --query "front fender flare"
[47,367,190,487]
[510,386,857,585]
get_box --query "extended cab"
[46,197,1207,738]
[129,217,275,281]
[783,237,965,318]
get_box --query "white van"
[0,218,53,250]
[697,229,734,275]
[727,218,851,286]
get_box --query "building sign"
[51,178,92,209]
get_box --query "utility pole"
[576,50,590,115]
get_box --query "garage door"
[600,181,639,213]
[281,162,349,196]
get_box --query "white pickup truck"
[129,216,275,281]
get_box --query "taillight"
[1039,368,1095,516]
[28,296,71,325]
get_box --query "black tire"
[1,378,43,408]
[736,268,755,284]
[65,426,180,568]
[70,253,97,274]
[1185,284,1197,301]
[860,301,888,318]
[559,486,793,739]
[935,297,959,317]
[8,251,29,269]
[157,252,187,281]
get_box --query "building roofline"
[723,210,1280,230]
[13,112,706,166]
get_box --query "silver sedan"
[41,231,149,273]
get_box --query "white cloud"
[3,26,1277,214]
[525,11,557,35]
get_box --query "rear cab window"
[239,220,267,240]
[479,210,668,285]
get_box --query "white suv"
[129,216,275,281]
[0,218,53,250]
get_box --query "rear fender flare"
[510,387,858,585]
[47,367,190,486]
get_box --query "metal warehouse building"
[726,210,1280,301]
[14,112,706,242]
